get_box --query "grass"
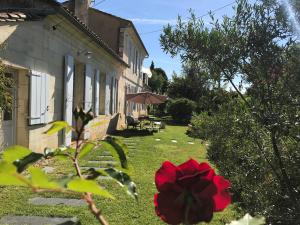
[0,125,239,224]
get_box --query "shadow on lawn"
[112,129,155,138]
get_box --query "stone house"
[0,0,149,152]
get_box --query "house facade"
[0,0,149,153]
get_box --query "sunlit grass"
[0,125,240,224]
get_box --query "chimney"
[68,0,92,25]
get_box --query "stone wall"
[0,14,126,153]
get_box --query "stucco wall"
[0,14,126,153]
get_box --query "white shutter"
[110,76,114,114]
[29,70,49,125]
[115,79,119,112]
[94,69,100,116]
[84,64,93,112]
[105,73,111,115]
[64,55,74,146]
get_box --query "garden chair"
[126,116,141,129]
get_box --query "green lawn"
[0,125,239,225]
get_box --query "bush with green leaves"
[166,98,196,124]
[0,108,137,225]
[189,98,300,224]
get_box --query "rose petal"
[154,192,184,225]
[187,197,214,224]
[155,161,181,192]
[198,163,215,181]
[194,182,217,199]
[212,176,231,211]
[177,159,201,176]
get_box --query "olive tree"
[160,0,300,223]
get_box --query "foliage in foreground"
[0,108,137,225]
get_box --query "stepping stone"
[29,197,86,207]
[88,160,116,164]
[188,142,195,145]
[98,160,117,164]
[42,166,55,174]
[155,139,161,141]
[0,215,79,225]
[171,140,178,143]
[97,175,113,181]
[80,166,113,171]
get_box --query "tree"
[148,61,168,94]
[161,0,300,223]
[0,46,14,116]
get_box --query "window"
[110,76,114,114]
[128,39,131,66]
[0,73,13,121]
[135,50,138,74]
[29,70,49,125]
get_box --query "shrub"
[166,98,196,124]
[189,99,300,225]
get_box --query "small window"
[1,73,13,121]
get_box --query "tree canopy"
[148,61,168,94]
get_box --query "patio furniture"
[126,116,140,129]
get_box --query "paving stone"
[87,161,116,167]
[0,215,80,225]
[80,166,111,171]
[97,176,113,180]
[29,197,86,207]
[88,160,116,164]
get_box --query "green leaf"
[0,173,28,186]
[82,168,107,180]
[104,168,138,200]
[78,143,95,159]
[0,162,28,186]
[45,121,72,135]
[3,145,32,163]
[226,214,266,225]
[28,167,60,189]
[67,178,114,199]
[44,147,74,160]
[104,137,128,169]
[14,152,44,173]
[0,161,17,173]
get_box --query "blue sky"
[91,0,238,78]
[59,0,238,78]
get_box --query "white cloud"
[129,18,179,25]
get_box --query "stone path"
[29,197,86,207]
[0,215,80,225]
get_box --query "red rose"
[154,159,231,225]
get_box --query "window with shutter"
[105,73,111,115]
[29,70,49,125]
[94,69,100,116]
[64,55,74,146]
[84,64,94,112]
[110,76,114,114]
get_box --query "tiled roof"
[59,6,128,66]
[0,11,46,22]
[0,0,128,67]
